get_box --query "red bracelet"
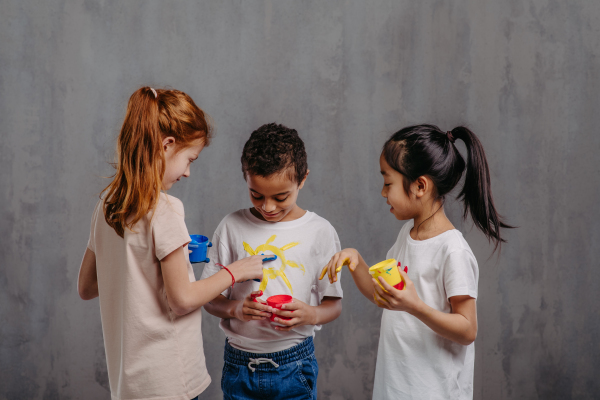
[217,263,235,288]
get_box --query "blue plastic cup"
[189,235,212,263]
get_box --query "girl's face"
[162,138,204,190]
[246,170,308,222]
[380,155,419,220]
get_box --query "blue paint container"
[189,235,212,263]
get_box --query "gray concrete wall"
[1,0,599,399]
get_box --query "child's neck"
[410,201,455,241]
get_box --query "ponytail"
[451,127,513,251]
[382,124,513,253]
[102,87,212,237]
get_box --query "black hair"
[382,124,513,252]
[241,123,308,184]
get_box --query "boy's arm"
[204,293,273,321]
[201,295,238,319]
[271,296,342,332]
[312,296,343,324]
[321,248,377,304]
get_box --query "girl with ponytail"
[321,124,512,399]
[77,87,265,400]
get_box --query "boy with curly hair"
[201,123,343,399]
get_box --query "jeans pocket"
[220,362,230,393]
[295,356,319,399]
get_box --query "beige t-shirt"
[87,193,211,400]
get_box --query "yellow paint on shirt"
[243,235,305,294]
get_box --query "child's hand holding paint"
[226,255,269,283]
[319,248,360,283]
[233,290,273,322]
[270,298,317,332]
[372,267,421,312]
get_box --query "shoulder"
[302,212,339,237]
[441,230,474,253]
[439,230,477,265]
[152,193,185,222]
[160,193,184,210]
[88,197,105,227]
[92,197,105,216]
[215,209,248,229]
[211,209,252,241]
[305,211,334,228]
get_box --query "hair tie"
[446,130,456,144]
[150,87,157,98]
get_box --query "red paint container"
[267,295,293,323]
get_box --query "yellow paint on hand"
[319,258,350,280]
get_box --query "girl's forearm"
[313,297,342,325]
[410,300,477,345]
[161,248,236,315]
[348,252,376,303]
[176,270,235,315]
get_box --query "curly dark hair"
[241,123,308,184]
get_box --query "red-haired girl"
[78,87,264,400]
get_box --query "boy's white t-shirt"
[372,220,479,400]
[200,209,343,353]
[87,193,211,400]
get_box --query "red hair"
[102,87,212,237]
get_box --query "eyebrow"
[250,189,290,196]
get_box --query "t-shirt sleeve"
[316,224,344,301]
[200,231,235,298]
[443,248,479,300]
[86,200,102,253]
[152,197,191,261]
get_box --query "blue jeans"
[221,337,318,400]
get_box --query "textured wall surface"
[1,0,599,399]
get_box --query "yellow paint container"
[369,259,404,290]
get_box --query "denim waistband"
[224,337,314,368]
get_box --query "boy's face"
[246,170,308,222]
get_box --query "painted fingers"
[319,249,359,283]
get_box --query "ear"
[413,176,430,199]
[162,136,176,152]
[297,170,310,189]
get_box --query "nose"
[183,165,191,178]
[262,199,277,213]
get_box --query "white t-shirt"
[200,209,343,353]
[88,194,211,400]
[372,220,479,400]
